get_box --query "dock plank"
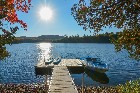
[36,59,83,67]
[58,59,83,66]
[49,66,78,93]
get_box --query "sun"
[39,6,53,21]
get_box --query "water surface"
[0,43,140,86]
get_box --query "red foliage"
[81,6,87,12]
[0,0,31,30]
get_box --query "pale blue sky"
[13,0,120,37]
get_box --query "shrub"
[116,79,140,93]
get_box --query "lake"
[0,43,140,86]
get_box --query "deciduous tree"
[71,0,140,60]
[0,0,31,60]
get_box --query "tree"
[71,0,140,60]
[0,0,31,60]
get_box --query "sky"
[14,0,120,37]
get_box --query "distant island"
[13,33,117,43]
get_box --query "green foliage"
[71,0,140,60]
[54,33,111,43]
[0,26,18,60]
[110,28,140,60]
[116,79,140,93]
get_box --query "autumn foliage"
[0,0,31,29]
[72,0,140,60]
[0,0,31,59]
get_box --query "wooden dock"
[35,59,84,93]
[35,59,83,67]
[49,66,78,93]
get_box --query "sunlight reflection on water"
[36,43,53,60]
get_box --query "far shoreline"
[12,42,112,44]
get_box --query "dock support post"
[82,73,84,93]
[45,74,48,93]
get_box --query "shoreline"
[77,86,118,93]
[0,82,139,93]
[0,83,119,93]
[0,83,48,93]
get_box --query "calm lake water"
[0,43,140,86]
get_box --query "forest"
[13,32,117,43]
[54,32,117,43]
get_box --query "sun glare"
[39,6,53,21]
[37,43,52,59]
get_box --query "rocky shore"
[0,83,138,93]
[0,84,119,93]
[77,86,119,93]
[0,83,48,93]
